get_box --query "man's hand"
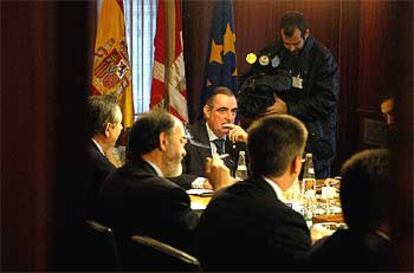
[224,123,248,143]
[263,96,288,116]
[204,154,236,191]
[203,179,213,190]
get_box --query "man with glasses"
[97,110,233,253]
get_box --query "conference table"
[188,179,345,243]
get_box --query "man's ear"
[158,132,169,152]
[203,105,211,119]
[104,123,111,138]
[290,155,302,176]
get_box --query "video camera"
[238,69,292,119]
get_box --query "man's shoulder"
[211,178,304,218]
[85,141,116,171]
[187,121,206,133]
[209,177,277,208]
[308,36,336,61]
[85,140,102,159]
[104,161,170,187]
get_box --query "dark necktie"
[213,138,225,155]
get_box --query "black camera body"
[238,70,292,118]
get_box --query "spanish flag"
[150,0,189,122]
[91,0,134,128]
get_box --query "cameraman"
[239,11,339,178]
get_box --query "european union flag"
[200,0,238,108]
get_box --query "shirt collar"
[262,176,288,203]
[143,159,163,177]
[206,122,226,142]
[91,138,105,156]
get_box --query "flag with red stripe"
[150,0,188,122]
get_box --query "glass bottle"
[235,151,248,181]
[302,153,316,197]
[301,153,317,225]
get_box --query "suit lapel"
[192,122,212,162]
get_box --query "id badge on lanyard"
[292,73,303,89]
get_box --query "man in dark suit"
[84,94,123,215]
[174,86,248,189]
[310,148,392,271]
[97,110,233,253]
[196,114,311,271]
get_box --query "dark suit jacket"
[172,122,247,189]
[310,228,391,271]
[97,159,199,253]
[84,140,116,215]
[196,175,311,271]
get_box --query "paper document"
[186,189,214,196]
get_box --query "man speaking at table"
[196,114,311,271]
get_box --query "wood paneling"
[182,1,215,121]
[182,0,412,170]
[1,0,411,270]
[334,0,360,170]
[358,1,393,110]
[389,1,413,271]
[1,2,57,270]
[183,0,341,122]
[1,1,96,270]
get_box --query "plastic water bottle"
[235,151,248,181]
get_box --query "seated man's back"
[196,114,311,271]
[197,176,311,271]
[97,109,235,256]
[310,148,392,271]
[98,159,198,252]
[310,228,391,271]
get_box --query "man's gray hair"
[87,94,121,137]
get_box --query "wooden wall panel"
[2,0,411,270]
[1,2,57,270]
[234,0,340,77]
[1,1,96,270]
[389,1,413,271]
[183,0,341,121]
[183,1,215,121]
[357,1,393,111]
[334,0,360,171]
[234,0,278,75]
[182,0,412,172]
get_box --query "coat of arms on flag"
[93,39,131,94]
[91,0,134,128]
